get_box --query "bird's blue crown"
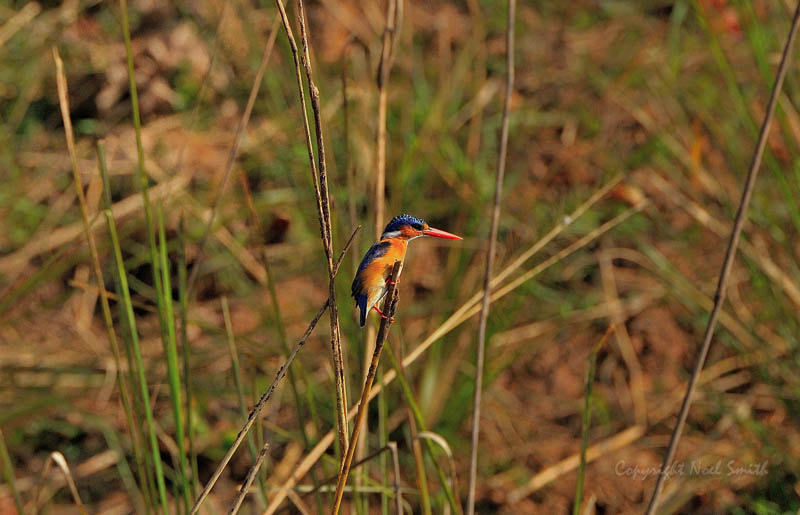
[383,214,426,235]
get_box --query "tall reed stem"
[274,0,350,456]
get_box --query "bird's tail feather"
[356,294,367,327]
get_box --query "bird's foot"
[385,278,398,286]
[372,305,395,323]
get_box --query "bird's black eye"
[412,223,423,230]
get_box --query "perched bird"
[351,214,462,327]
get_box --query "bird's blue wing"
[352,241,391,327]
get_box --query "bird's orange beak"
[423,227,463,240]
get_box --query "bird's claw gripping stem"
[372,305,395,322]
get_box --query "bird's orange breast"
[359,240,407,288]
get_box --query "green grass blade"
[157,205,191,512]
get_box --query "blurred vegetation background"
[2,0,800,513]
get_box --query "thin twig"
[332,261,402,514]
[189,227,359,514]
[644,3,800,513]
[466,1,514,513]
[229,441,270,515]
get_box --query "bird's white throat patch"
[380,230,402,239]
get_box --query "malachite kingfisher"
[351,214,462,327]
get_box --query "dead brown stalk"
[374,0,401,239]
[229,441,270,514]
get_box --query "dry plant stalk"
[285,443,400,504]
[274,0,350,456]
[229,441,270,514]
[645,3,800,512]
[295,0,348,441]
[332,261,402,514]
[189,227,359,514]
[466,0,515,513]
